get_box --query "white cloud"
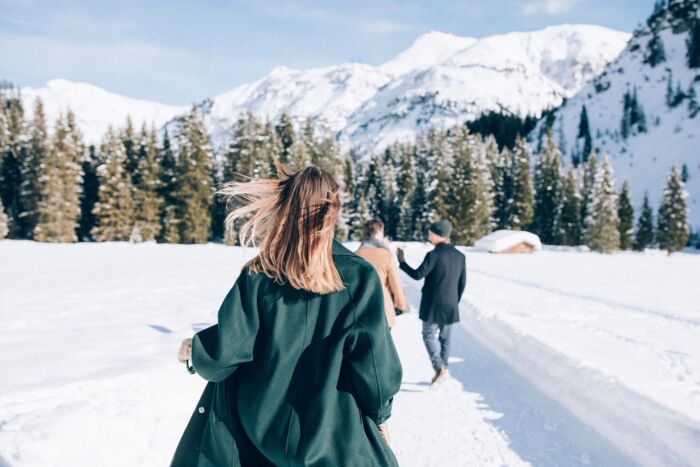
[521,0,578,16]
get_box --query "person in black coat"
[397,220,466,384]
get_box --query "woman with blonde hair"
[172,164,402,466]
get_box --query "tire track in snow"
[469,268,700,328]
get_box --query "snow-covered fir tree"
[559,167,582,246]
[484,135,509,229]
[0,89,26,238]
[395,143,415,241]
[361,153,386,222]
[424,129,451,225]
[158,130,180,243]
[177,107,214,244]
[92,128,134,241]
[381,146,399,239]
[585,155,620,252]
[20,98,50,237]
[617,180,635,250]
[507,136,534,230]
[409,136,431,241]
[634,192,655,250]
[532,129,564,245]
[122,117,139,184]
[644,29,666,67]
[447,126,494,245]
[576,105,592,166]
[33,112,83,242]
[77,145,99,241]
[657,164,690,252]
[275,113,295,165]
[580,151,598,238]
[133,126,162,242]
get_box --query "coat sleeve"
[191,270,259,383]
[346,265,403,425]
[386,255,408,311]
[457,258,467,302]
[399,250,435,280]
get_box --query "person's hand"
[178,338,193,363]
[377,423,390,445]
[396,247,405,263]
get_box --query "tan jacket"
[356,246,408,327]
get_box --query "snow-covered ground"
[1,241,699,466]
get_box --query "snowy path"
[1,241,698,466]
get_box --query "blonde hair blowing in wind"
[220,163,344,295]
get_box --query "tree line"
[0,86,691,252]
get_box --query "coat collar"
[332,239,355,257]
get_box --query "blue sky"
[1,0,650,105]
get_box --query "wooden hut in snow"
[474,230,542,253]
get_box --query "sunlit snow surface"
[1,241,699,466]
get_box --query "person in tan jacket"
[356,219,408,328]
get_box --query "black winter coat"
[399,243,467,325]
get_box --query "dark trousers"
[421,321,453,372]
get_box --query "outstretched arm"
[399,251,435,280]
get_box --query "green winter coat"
[171,240,403,467]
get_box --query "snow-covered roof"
[474,230,542,253]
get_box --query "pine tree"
[688,85,699,118]
[177,107,214,244]
[681,163,690,182]
[484,135,509,228]
[580,152,597,239]
[634,192,655,250]
[20,98,50,237]
[122,117,139,184]
[133,126,162,242]
[275,113,295,165]
[158,130,180,243]
[448,126,494,245]
[0,196,8,239]
[410,137,431,240]
[585,155,620,252]
[299,117,317,170]
[617,180,635,250]
[335,154,355,241]
[0,91,26,237]
[559,168,582,246]
[92,128,134,241]
[507,136,534,230]
[395,143,415,241]
[362,154,386,221]
[657,165,690,252]
[381,145,399,239]
[33,112,83,242]
[77,144,99,241]
[645,29,666,67]
[532,129,564,244]
[425,129,450,223]
[687,20,700,68]
[577,105,592,166]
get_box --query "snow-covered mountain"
[19,24,629,150]
[531,0,699,226]
[344,25,630,151]
[20,79,187,143]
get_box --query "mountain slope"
[20,79,187,144]
[344,24,630,151]
[531,0,699,227]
